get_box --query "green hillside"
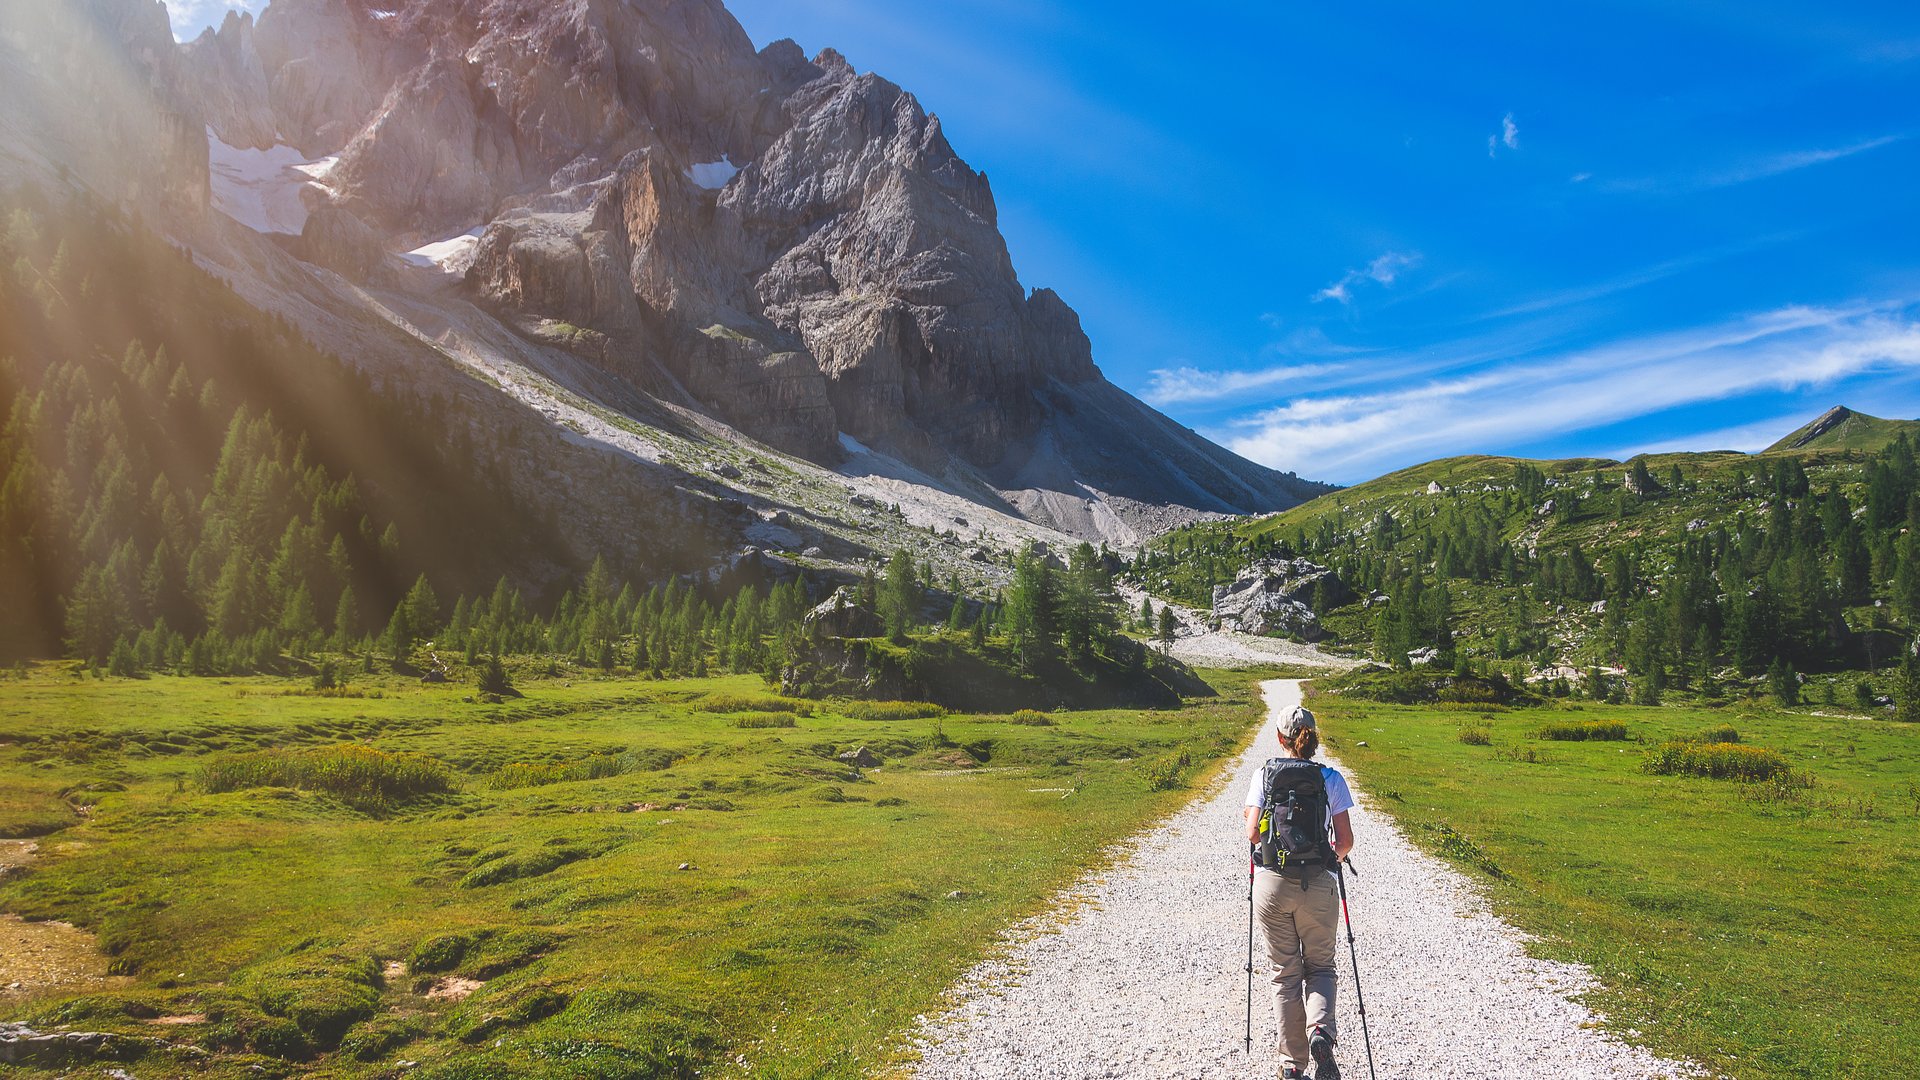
[1766,405,1920,453]
[1133,436,1920,705]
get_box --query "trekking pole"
[1244,856,1255,1054]
[1335,859,1378,1080]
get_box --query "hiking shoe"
[1308,1027,1340,1080]
[1279,1069,1305,1080]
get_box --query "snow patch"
[400,227,486,273]
[369,9,398,19]
[206,127,333,235]
[686,156,740,190]
[837,432,875,457]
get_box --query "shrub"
[699,692,814,716]
[476,656,512,696]
[1008,709,1053,726]
[199,745,453,811]
[1457,725,1492,746]
[1642,739,1792,781]
[732,712,798,729]
[1141,748,1194,791]
[844,700,946,721]
[1693,724,1740,744]
[1535,720,1628,742]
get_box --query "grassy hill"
[1765,405,1920,453]
[1132,420,1920,704]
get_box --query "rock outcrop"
[1211,559,1353,641]
[166,0,1328,536]
[9,0,1331,546]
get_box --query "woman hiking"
[1243,703,1355,1080]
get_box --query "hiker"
[1243,703,1355,1080]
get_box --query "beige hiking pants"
[1254,867,1339,1069]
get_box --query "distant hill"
[1767,406,1920,453]
[1130,433,1919,692]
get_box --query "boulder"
[802,586,883,638]
[836,746,880,768]
[1210,559,1355,640]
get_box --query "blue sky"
[171,2,1920,485]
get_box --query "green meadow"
[0,664,1262,1078]
[1312,689,1920,1080]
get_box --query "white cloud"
[1488,112,1519,158]
[1605,134,1906,195]
[161,0,263,41]
[1313,251,1421,305]
[1141,362,1345,406]
[1218,302,1920,483]
[1606,413,1813,459]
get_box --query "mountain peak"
[1767,405,1919,453]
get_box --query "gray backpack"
[1254,757,1334,871]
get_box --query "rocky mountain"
[1765,405,1920,454]
[0,0,1326,590]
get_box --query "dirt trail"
[909,679,1692,1078]
[0,915,129,1000]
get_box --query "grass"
[1642,739,1793,781]
[1535,719,1629,741]
[1312,689,1920,1079]
[199,745,455,812]
[0,662,1262,1078]
[843,700,947,721]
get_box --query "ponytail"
[1283,728,1319,760]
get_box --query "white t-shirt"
[1245,759,1353,869]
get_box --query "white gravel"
[908,679,1695,1079]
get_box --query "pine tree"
[1156,604,1177,650]
[404,573,440,640]
[1767,657,1800,707]
[879,548,921,641]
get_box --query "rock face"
[159,0,1328,538]
[802,586,883,639]
[5,0,1329,546]
[1211,559,1353,641]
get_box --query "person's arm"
[1330,809,1353,861]
[1244,804,1262,844]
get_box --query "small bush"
[699,693,814,716]
[1457,725,1492,746]
[199,745,453,812]
[1141,748,1194,791]
[1694,724,1741,744]
[1536,720,1628,742]
[845,700,947,721]
[1642,739,1792,781]
[733,712,799,729]
[1008,709,1053,726]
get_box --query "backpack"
[1254,757,1334,871]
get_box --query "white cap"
[1279,705,1316,738]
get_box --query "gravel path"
[908,679,1694,1079]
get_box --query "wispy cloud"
[1478,233,1797,321]
[1488,112,1520,158]
[1605,134,1906,195]
[1142,362,1345,406]
[1313,251,1421,305]
[1218,302,1920,483]
[1606,412,1814,459]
